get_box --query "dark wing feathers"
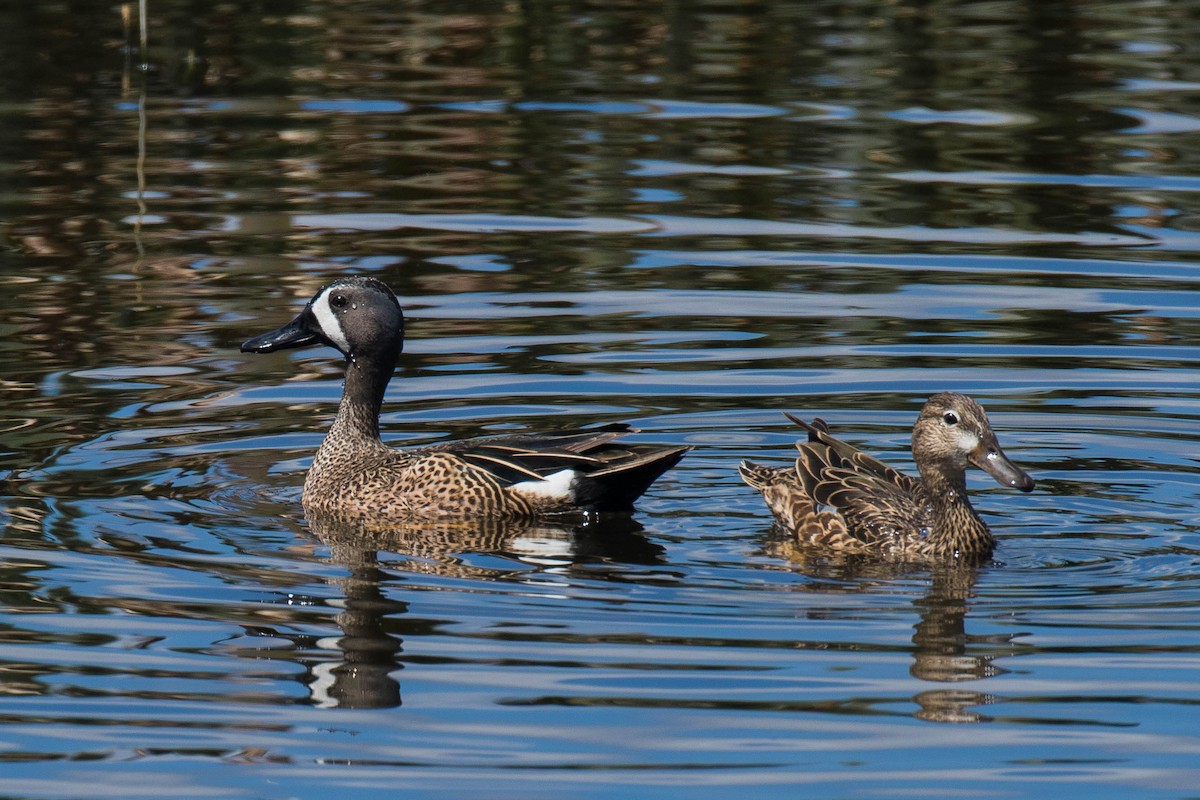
[454,444,604,487]
[573,444,689,511]
[820,466,927,543]
[784,412,829,442]
[456,451,554,484]
[786,411,919,494]
[740,460,862,549]
[420,424,688,510]
[585,444,682,478]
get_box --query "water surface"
[3,2,1200,798]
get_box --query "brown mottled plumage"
[242,276,688,521]
[740,393,1034,560]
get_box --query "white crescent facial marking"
[512,468,577,500]
[311,287,351,353]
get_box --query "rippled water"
[4,1,1200,797]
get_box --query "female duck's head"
[912,392,1034,492]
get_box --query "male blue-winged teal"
[242,276,689,520]
[739,393,1034,560]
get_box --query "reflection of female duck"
[242,276,688,521]
[761,543,1012,723]
[741,393,1034,560]
[909,565,1004,723]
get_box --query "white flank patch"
[512,468,577,500]
[311,288,351,353]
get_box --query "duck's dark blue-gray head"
[241,276,404,362]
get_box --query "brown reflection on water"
[766,534,1022,723]
[908,568,1008,724]
[1,0,1187,270]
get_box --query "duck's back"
[303,424,688,520]
[740,416,939,555]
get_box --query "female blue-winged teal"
[739,393,1034,560]
[242,276,689,521]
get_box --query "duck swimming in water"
[739,393,1034,560]
[242,276,689,521]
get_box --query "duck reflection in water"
[907,566,1018,723]
[765,538,1028,723]
[289,511,664,709]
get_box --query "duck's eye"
[331,294,348,309]
[942,411,959,426]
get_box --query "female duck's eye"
[942,411,959,426]
[331,294,348,309]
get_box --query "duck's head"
[912,392,1035,492]
[241,276,404,363]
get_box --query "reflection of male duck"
[310,510,664,576]
[298,512,662,709]
[309,555,405,710]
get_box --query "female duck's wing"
[792,412,921,494]
[785,413,922,495]
[786,414,929,546]
[740,458,885,551]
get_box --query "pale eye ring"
[942,411,959,426]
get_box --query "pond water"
[3,1,1200,797]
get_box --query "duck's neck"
[328,351,395,444]
[919,465,992,554]
[920,467,969,509]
